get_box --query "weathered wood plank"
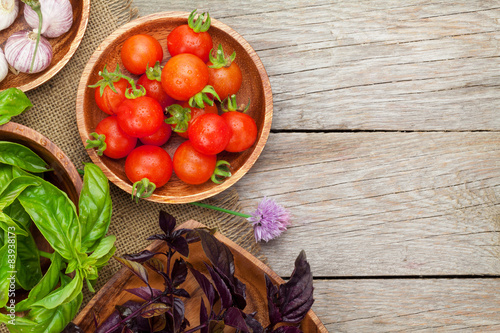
[233,132,500,276]
[313,278,500,332]
[133,0,500,131]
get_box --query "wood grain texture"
[312,279,500,332]
[134,0,500,131]
[75,220,326,332]
[76,12,272,203]
[232,132,500,277]
[0,0,90,92]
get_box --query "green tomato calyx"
[188,85,220,109]
[85,132,107,156]
[211,160,232,184]
[188,9,211,33]
[208,44,236,69]
[131,178,156,203]
[221,94,251,113]
[165,104,191,133]
[145,61,163,82]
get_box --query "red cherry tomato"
[94,78,130,115]
[140,119,172,146]
[161,54,209,101]
[167,25,213,63]
[173,101,218,139]
[121,34,163,75]
[137,64,175,109]
[116,96,164,138]
[207,60,242,101]
[222,112,258,152]
[173,141,216,185]
[93,116,137,159]
[125,145,173,188]
[188,113,232,155]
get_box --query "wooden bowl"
[76,12,273,204]
[0,122,83,303]
[0,0,90,92]
[74,220,327,332]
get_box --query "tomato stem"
[188,9,211,33]
[188,85,220,109]
[211,160,231,184]
[221,94,251,113]
[131,178,156,203]
[165,104,191,133]
[85,132,107,156]
[208,44,236,69]
[145,61,163,82]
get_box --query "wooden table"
[135,1,500,331]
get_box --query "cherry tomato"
[121,34,163,75]
[173,141,216,185]
[137,64,175,109]
[161,53,209,101]
[116,96,164,138]
[172,101,218,139]
[91,116,137,159]
[188,113,232,155]
[222,112,258,152]
[94,78,130,116]
[140,119,172,146]
[167,25,213,63]
[207,59,242,101]
[125,145,173,188]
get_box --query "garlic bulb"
[5,30,53,73]
[0,48,8,83]
[0,0,19,32]
[24,0,73,38]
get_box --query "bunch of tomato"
[86,10,258,201]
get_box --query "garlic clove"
[0,0,19,32]
[0,48,8,82]
[5,30,53,74]
[24,0,73,38]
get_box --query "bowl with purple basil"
[0,0,90,92]
[73,214,327,333]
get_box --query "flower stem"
[38,250,53,259]
[189,202,251,218]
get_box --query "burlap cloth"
[1,0,265,329]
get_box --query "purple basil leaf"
[124,286,162,301]
[265,274,282,326]
[172,288,190,298]
[168,236,189,257]
[140,302,171,318]
[205,263,233,310]
[172,297,185,332]
[159,210,177,236]
[146,233,167,241]
[197,229,235,279]
[244,312,264,333]
[214,266,247,310]
[209,320,225,333]
[172,258,188,287]
[62,323,83,332]
[279,250,314,324]
[187,263,217,308]
[200,299,209,333]
[115,257,149,286]
[122,250,157,263]
[96,310,122,333]
[272,326,303,333]
[171,228,193,239]
[145,257,165,273]
[224,307,250,332]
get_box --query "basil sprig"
[0,142,115,332]
[0,88,33,126]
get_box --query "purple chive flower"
[247,197,291,242]
[190,197,292,242]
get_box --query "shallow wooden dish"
[74,220,327,332]
[76,12,273,204]
[0,122,83,303]
[0,0,90,92]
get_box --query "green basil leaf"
[0,88,33,126]
[16,253,63,312]
[0,232,15,308]
[18,177,82,261]
[3,199,31,229]
[89,235,116,260]
[0,212,28,237]
[31,270,83,309]
[0,142,51,173]
[8,275,83,333]
[0,163,14,193]
[0,175,40,210]
[15,223,43,291]
[79,163,112,251]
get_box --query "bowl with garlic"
[0,0,90,92]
